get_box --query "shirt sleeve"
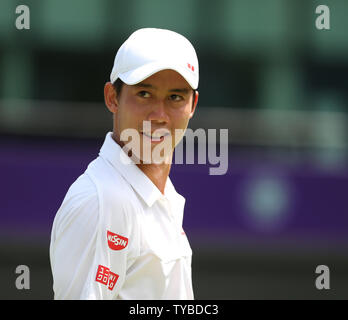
[80,173,139,300]
[50,172,138,300]
[50,174,100,299]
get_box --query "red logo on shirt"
[95,265,119,291]
[107,231,128,250]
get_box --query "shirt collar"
[99,132,182,207]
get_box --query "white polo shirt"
[49,132,193,300]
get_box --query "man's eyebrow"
[134,83,190,94]
[134,83,156,89]
[169,88,190,94]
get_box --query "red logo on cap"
[95,265,119,291]
[187,63,194,71]
[107,231,128,250]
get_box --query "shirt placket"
[159,196,183,247]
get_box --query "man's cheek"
[172,128,186,148]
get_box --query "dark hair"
[112,78,197,107]
[112,78,124,98]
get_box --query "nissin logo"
[107,231,128,250]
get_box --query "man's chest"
[137,201,192,263]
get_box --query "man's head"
[104,28,199,163]
[110,28,199,90]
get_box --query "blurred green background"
[0,0,348,300]
[1,0,347,145]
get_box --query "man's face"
[106,69,198,163]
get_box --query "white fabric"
[110,28,199,89]
[50,132,193,300]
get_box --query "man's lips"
[141,132,170,142]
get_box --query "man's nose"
[147,99,169,124]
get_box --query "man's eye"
[170,94,183,101]
[138,91,150,98]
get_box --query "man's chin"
[122,148,172,165]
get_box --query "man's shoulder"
[59,173,98,211]
[85,157,138,206]
[66,172,134,210]
[56,157,141,227]
[53,171,136,233]
[52,173,98,237]
[85,157,126,189]
[66,173,97,200]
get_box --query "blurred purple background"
[1,136,347,247]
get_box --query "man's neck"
[112,132,172,194]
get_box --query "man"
[50,28,199,299]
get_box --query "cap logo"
[187,63,194,72]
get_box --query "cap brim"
[117,61,198,90]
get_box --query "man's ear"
[104,82,118,114]
[189,90,199,119]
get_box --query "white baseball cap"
[110,28,199,90]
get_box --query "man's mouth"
[141,131,170,142]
